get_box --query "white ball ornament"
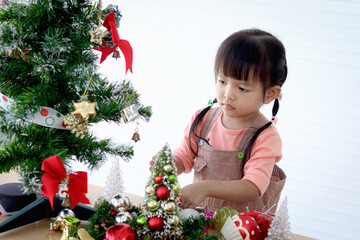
[163,164,173,172]
[179,208,200,221]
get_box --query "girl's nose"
[224,86,236,100]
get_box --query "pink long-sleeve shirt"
[173,109,282,196]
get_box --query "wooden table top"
[0,172,317,240]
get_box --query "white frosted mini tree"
[103,157,126,201]
[266,196,291,240]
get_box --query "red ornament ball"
[105,223,137,240]
[148,216,164,231]
[156,186,170,199]
[154,175,163,183]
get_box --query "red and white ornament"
[156,186,170,199]
[148,216,164,231]
[221,213,260,240]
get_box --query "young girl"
[151,28,287,213]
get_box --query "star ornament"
[73,98,96,120]
[89,27,107,46]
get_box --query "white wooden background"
[74,0,360,239]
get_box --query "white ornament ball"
[179,208,200,221]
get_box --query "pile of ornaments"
[105,193,137,240]
[211,206,274,240]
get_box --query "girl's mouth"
[224,104,235,110]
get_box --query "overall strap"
[236,113,270,150]
[200,107,223,139]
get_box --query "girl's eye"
[218,80,226,85]
[239,87,248,92]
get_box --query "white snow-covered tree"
[103,157,126,201]
[266,196,291,240]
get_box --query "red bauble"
[105,223,137,240]
[148,216,164,231]
[156,186,170,199]
[154,175,163,183]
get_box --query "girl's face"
[216,74,278,129]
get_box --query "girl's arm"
[180,179,260,209]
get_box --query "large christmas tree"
[0,0,151,193]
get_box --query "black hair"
[189,29,288,173]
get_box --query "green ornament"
[173,183,181,195]
[147,199,160,211]
[168,174,176,183]
[213,206,238,231]
[137,215,147,225]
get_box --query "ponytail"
[188,98,217,155]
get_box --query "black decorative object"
[0,183,37,212]
[0,195,95,233]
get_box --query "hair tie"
[271,98,280,125]
[207,98,217,107]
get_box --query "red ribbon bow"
[41,155,90,210]
[94,11,133,74]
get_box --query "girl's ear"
[264,86,281,104]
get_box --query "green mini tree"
[137,143,182,239]
[0,0,151,193]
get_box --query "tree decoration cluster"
[137,144,182,239]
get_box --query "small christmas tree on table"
[137,144,182,239]
[265,196,291,240]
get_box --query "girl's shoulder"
[256,124,282,144]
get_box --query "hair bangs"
[214,39,270,86]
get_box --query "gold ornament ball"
[145,185,155,195]
[164,202,176,214]
[173,183,181,195]
[163,164,173,172]
[168,215,180,226]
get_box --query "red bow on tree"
[94,11,133,74]
[41,155,90,210]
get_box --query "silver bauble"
[111,193,131,211]
[115,211,133,224]
[59,208,75,218]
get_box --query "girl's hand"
[180,181,209,209]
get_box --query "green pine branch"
[0,0,152,193]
